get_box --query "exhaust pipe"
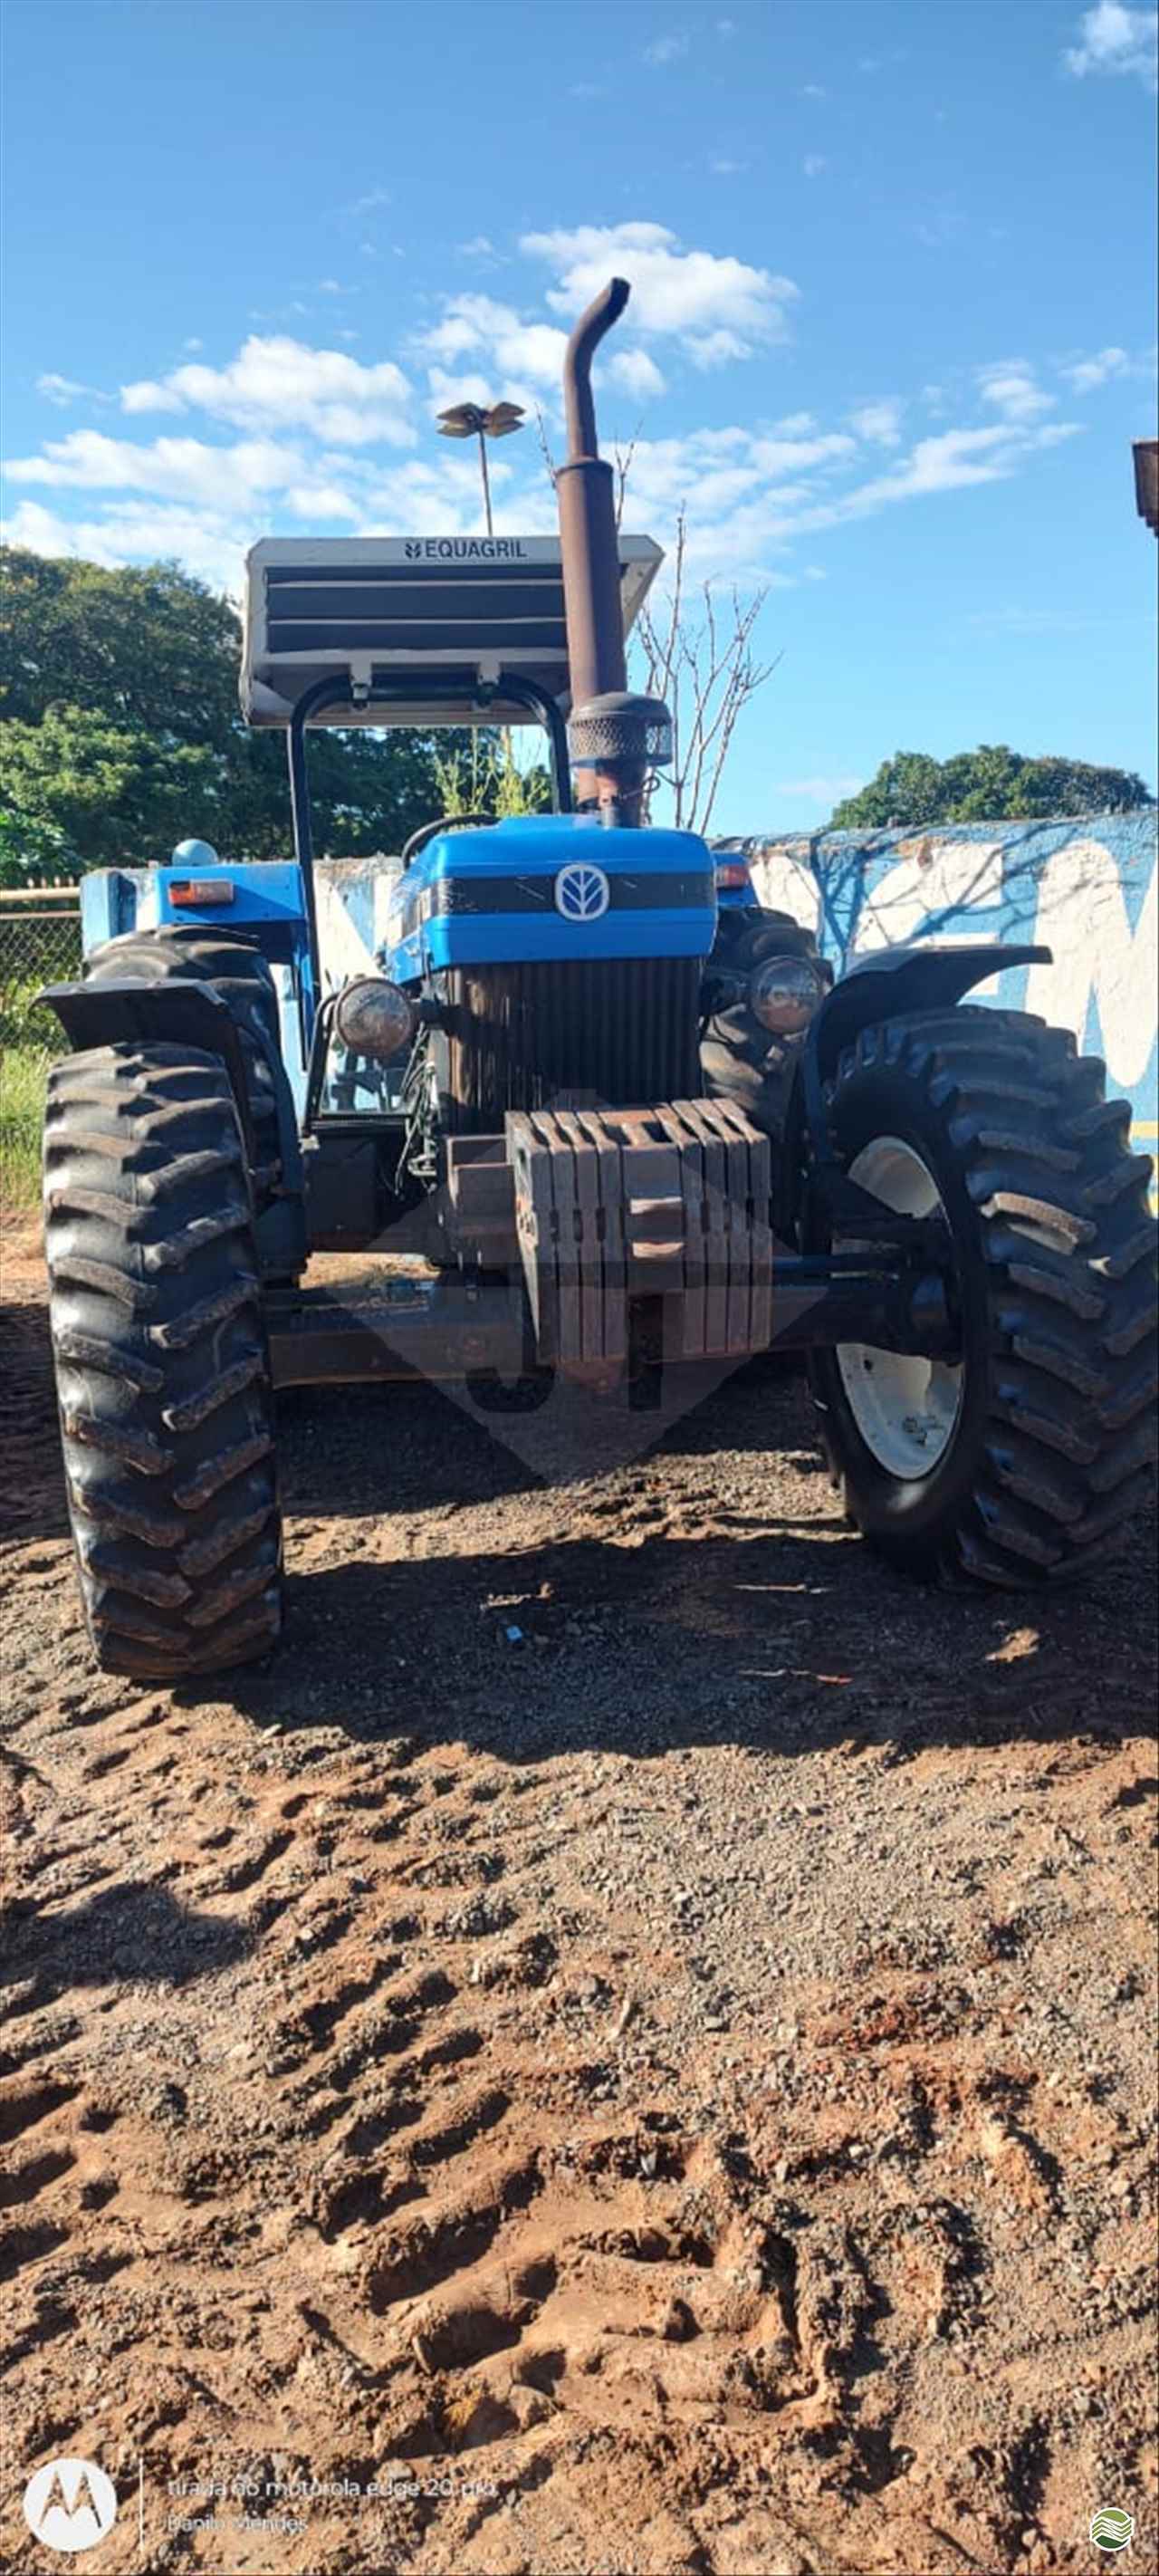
[557,278,671,825]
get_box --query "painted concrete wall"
[724,814,1157,1177]
[313,853,403,994]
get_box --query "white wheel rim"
[835,1135,963,1480]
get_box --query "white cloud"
[283,483,361,523]
[521,221,798,364]
[850,398,905,447]
[3,500,84,554]
[643,32,690,63]
[3,445,525,593]
[121,379,185,415]
[710,157,746,176]
[977,360,1054,422]
[5,428,313,508]
[1064,0,1157,87]
[350,445,562,549]
[418,295,568,401]
[35,372,101,408]
[427,364,495,413]
[7,279,1092,613]
[802,155,829,178]
[750,431,857,476]
[608,348,666,400]
[119,335,416,446]
[849,426,1012,504]
[1,495,252,592]
[600,426,858,579]
[1058,343,1131,390]
[686,328,752,369]
[456,234,499,260]
[840,420,1078,514]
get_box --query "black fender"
[40,976,308,1280]
[41,977,262,1168]
[810,940,1050,1084]
[780,942,1051,1240]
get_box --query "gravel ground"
[2,1229,1156,2576]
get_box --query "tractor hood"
[380,814,716,983]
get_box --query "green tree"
[0,545,498,868]
[829,745,1154,831]
[0,548,241,741]
[0,705,227,870]
[0,802,75,889]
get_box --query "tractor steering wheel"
[400,812,494,870]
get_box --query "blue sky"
[3,0,1156,832]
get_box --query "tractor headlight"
[750,954,826,1036]
[333,976,417,1060]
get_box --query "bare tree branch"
[534,407,560,487]
[636,530,778,835]
[610,433,641,531]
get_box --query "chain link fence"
[1,891,82,1206]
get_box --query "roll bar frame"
[285,670,572,1001]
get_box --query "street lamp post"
[436,399,525,535]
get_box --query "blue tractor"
[41,279,1157,1677]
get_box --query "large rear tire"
[807,1008,1157,1587]
[44,1042,283,1676]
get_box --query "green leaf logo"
[1090,2506,1135,2554]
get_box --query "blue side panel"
[77,860,314,1101]
[80,870,142,950]
[380,814,717,984]
[80,861,307,948]
[152,861,307,937]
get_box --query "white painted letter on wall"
[1025,839,1158,1094]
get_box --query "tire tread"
[44,1040,283,1677]
[813,1006,1156,1590]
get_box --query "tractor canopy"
[240,534,663,733]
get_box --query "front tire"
[808,1008,1157,1587]
[44,1042,283,1675]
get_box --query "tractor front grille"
[440,957,703,1125]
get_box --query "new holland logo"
[553,862,610,923]
[23,2458,118,2553]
